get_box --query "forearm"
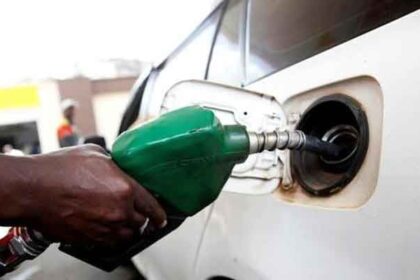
[0,155,37,225]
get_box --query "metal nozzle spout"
[248,130,344,159]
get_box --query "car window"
[207,0,245,87]
[140,7,223,117]
[246,0,420,84]
[118,66,152,134]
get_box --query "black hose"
[301,134,344,159]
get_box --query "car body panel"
[131,7,420,280]
[195,10,420,280]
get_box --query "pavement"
[3,244,144,280]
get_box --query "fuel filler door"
[160,77,381,209]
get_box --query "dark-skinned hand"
[12,144,166,247]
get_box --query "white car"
[119,1,420,279]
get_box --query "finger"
[115,227,135,244]
[130,179,167,228]
[142,221,157,236]
[97,226,135,248]
[135,189,167,228]
[84,143,108,156]
[71,221,113,246]
[128,212,147,229]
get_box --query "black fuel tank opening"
[291,94,369,196]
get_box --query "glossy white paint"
[133,10,420,280]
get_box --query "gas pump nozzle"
[0,106,347,275]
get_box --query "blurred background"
[0,0,218,279]
[0,0,218,156]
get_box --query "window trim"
[117,64,152,134]
[206,0,248,87]
[155,1,226,73]
[243,0,251,86]
[204,0,229,80]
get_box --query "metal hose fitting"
[0,227,51,276]
[248,130,304,153]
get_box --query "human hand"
[26,144,166,246]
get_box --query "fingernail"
[159,220,167,229]
[139,218,150,235]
